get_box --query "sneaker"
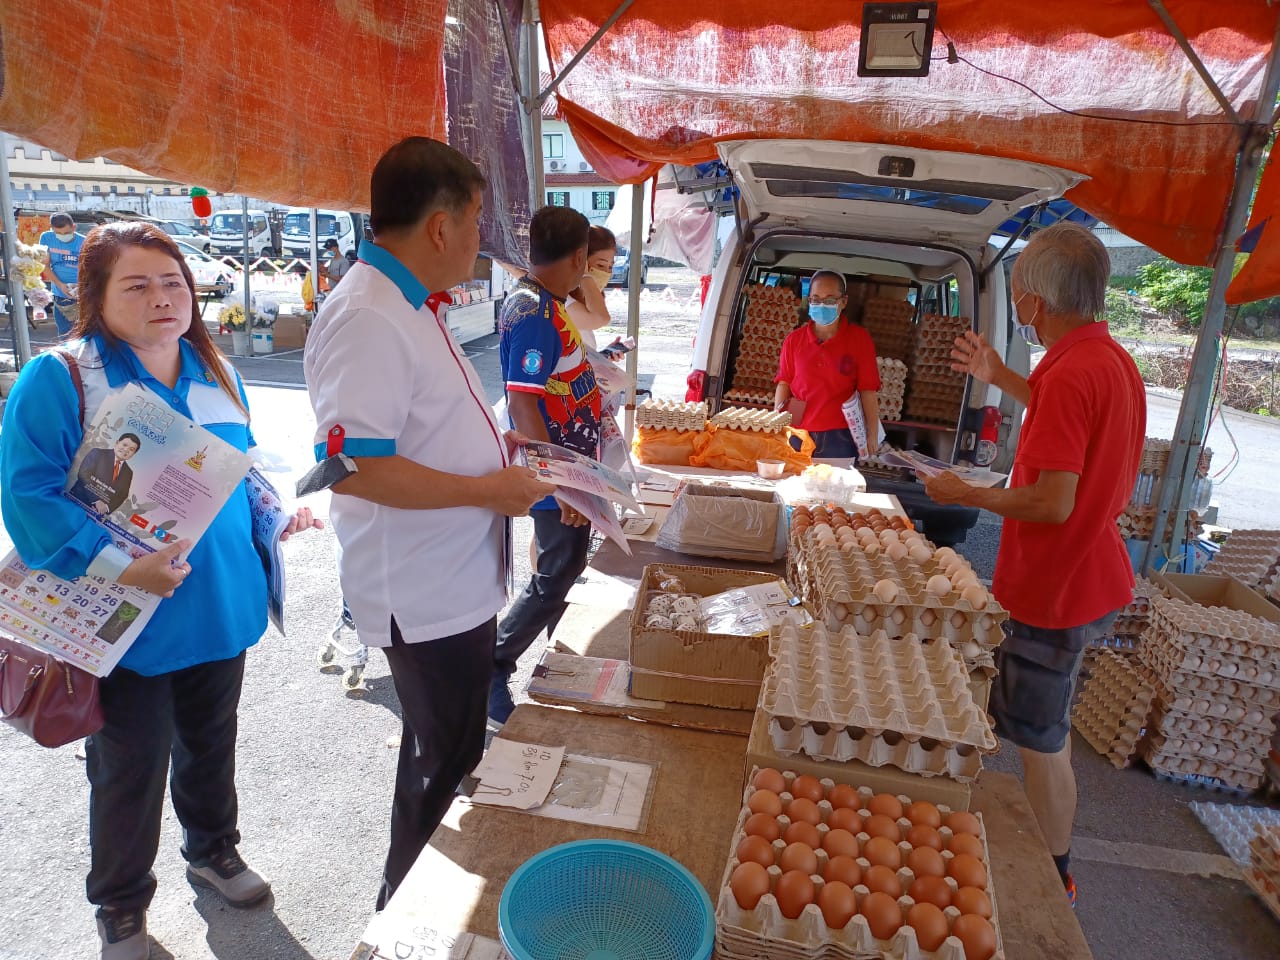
[1064,872,1077,909]
[96,907,148,960]
[186,847,271,907]
[487,674,516,727]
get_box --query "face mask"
[1013,293,1040,346]
[809,303,841,325]
[587,267,612,291]
[54,231,75,242]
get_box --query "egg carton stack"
[788,506,912,606]
[878,358,908,422]
[1121,438,1212,543]
[1136,595,1280,791]
[716,771,1004,960]
[862,298,916,363]
[1245,826,1280,921]
[711,407,793,433]
[1071,650,1156,769]
[635,398,708,433]
[905,315,970,425]
[1203,529,1280,593]
[1085,575,1159,661]
[761,624,998,780]
[729,285,798,406]
[1116,506,1204,543]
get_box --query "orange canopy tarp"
[0,1,448,211]
[541,1,1276,271]
[1227,147,1280,304]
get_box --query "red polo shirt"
[775,322,881,431]
[992,322,1146,629]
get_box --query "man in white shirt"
[304,137,549,910]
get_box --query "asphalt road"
[1,272,1279,958]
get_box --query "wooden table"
[357,705,1093,960]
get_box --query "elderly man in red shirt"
[923,223,1145,906]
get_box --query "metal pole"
[0,132,33,366]
[623,180,643,443]
[240,195,252,356]
[522,0,545,213]
[1143,28,1280,572]
[309,208,319,312]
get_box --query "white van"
[687,140,1084,544]
[280,208,358,259]
[208,209,275,257]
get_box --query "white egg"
[961,585,989,610]
[961,641,982,658]
[891,608,907,625]
[934,547,957,563]
[907,544,933,564]
[873,579,900,603]
[856,527,877,544]
[878,528,900,545]
[926,575,953,597]
[886,542,909,562]
[862,541,881,557]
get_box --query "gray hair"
[1012,223,1110,318]
[809,270,847,296]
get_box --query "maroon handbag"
[0,641,103,747]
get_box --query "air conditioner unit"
[549,160,563,171]
[579,162,591,172]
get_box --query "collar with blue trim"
[357,240,453,312]
[91,335,215,389]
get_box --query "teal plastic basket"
[498,839,715,960]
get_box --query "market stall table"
[355,705,1093,960]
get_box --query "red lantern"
[189,187,212,219]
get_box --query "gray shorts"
[990,611,1118,754]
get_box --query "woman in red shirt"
[774,270,880,459]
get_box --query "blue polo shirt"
[40,229,85,290]
[0,336,266,675]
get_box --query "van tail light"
[686,369,706,402]
[975,405,1001,466]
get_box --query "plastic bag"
[656,483,787,562]
[633,427,700,466]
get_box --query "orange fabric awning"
[0,1,448,211]
[1227,147,1280,304]
[541,1,1277,269]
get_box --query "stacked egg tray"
[904,315,969,425]
[729,285,798,403]
[1136,436,1213,477]
[716,771,1004,960]
[1204,529,1280,592]
[1108,575,1159,653]
[1117,505,1203,542]
[862,298,916,363]
[1246,826,1280,921]
[1071,651,1155,769]
[635,398,708,433]
[1136,595,1280,791]
[878,358,908,422]
[711,407,793,434]
[760,624,997,780]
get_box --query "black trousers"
[377,616,496,910]
[85,652,246,912]
[493,508,592,677]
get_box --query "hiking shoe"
[186,847,271,907]
[96,907,148,959]
[488,674,516,727]
[1064,872,1077,909]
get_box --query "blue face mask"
[1013,293,1040,346]
[809,303,841,326]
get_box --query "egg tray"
[746,284,802,306]
[1147,595,1280,658]
[864,298,916,325]
[760,625,996,779]
[1204,532,1280,590]
[1138,636,1280,705]
[636,399,709,434]
[711,407,794,433]
[1147,698,1273,742]
[725,389,775,407]
[1190,800,1280,867]
[715,775,1004,960]
[1070,651,1155,769]
[1143,730,1270,771]
[1250,826,1280,877]
[1244,866,1280,924]
[1146,680,1277,734]
[1142,740,1266,792]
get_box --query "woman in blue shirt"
[1,222,318,959]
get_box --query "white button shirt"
[304,242,508,647]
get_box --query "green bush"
[1135,258,1213,326]
[1104,288,1143,334]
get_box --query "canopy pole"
[1147,0,1241,124]
[521,0,545,212]
[240,196,253,356]
[0,132,33,366]
[1142,24,1280,573]
[537,0,635,105]
[623,180,643,444]
[309,208,319,314]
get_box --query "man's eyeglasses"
[809,297,844,307]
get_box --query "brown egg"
[828,807,863,835]
[948,853,988,889]
[863,813,901,840]
[748,789,783,817]
[822,828,860,859]
[817,880,857,930]
[828,783,861,810]
[752,767,787,794]
[946,811,982,836]
[791,775,825,803]
[953,914,998,960]
[774,870,816,920]
[948,833,986,860]
[862,835,903,869]
[953,885,993,918]
[906,901,949,952]
[823,854,862,888]
[863,864,903,898]
[779,841,818,876]
[906,845,946,878]
[907,874,952,909]
[736,835,775,868]
[860,890,903,941]
[866,793,904,821]
[744,813,782,842]
[783,819,822,849]
[729,861,770,910]
[906,824,943,851]
[906,800,942,829]
[786,797,822,826]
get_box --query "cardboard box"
[273,314,309,350]
[629,562,780,710]
[656,483,786,562]
[745,706,972,810]
[1151,572,1280,625]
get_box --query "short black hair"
[529,206,590,266]
[117,432,141,447]
[369,137,486,236]
[50,213,73,228]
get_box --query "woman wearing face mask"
[774,270,881,460]
[565,225,617,351]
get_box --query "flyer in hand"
[245,467,290,636]
[880,449,1008,488]
[520,441,641,512]
[0,384,253,676]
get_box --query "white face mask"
[587,266,612,291]
[54,230,76,242]
[1013,292,1040,346]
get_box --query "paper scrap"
[468,740,564,810]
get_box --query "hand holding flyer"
[519,441,641,512]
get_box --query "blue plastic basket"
[498,839,715,960]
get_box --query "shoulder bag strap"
[55,349,87,426]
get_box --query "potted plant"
[251,300,278,355]
[220,304,250,355]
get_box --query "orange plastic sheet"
[1227,147,1280,303]
[634,425,814,474]
[540,1,1278,267]
[0,1,448,210]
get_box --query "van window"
[253,217,267,235]
[211,213,244,234]
[284,212,343,237]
